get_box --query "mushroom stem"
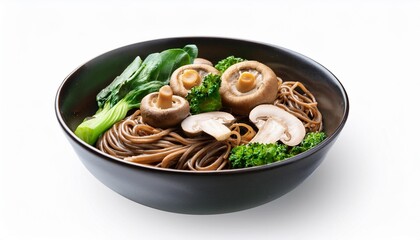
[157,85,173,109]
[199,119,232,141]
[180,69,201,90]
[236,72,256,93]
[250,118,286,144]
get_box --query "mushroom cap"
[181,111,235,140]
[249,104,306,146]
[220,60,278,115]
[193,58,213,66]
[140,92,190,128]
[170,63,219,97]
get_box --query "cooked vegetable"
[194,58,213,66]
[96,56,143,109]
[170,63,219,97]
[214,56,245,73]
[140,85,190,128]
[181,111,235,141]
[186,73,222,114]
[229,132,327,168]
[229,143,288,168]
[289,131,327,155]
[74,45,198,145]
[220,60,278,115]
[249,104,306,146]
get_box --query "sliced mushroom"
[219,60,278,115]
[140,85,190,128]
[194,58,213,66]
[181,112,235,141]
[249,104,305,146]
[170,63,219,97]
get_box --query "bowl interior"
[57,37,348,158]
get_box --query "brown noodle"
[96,110,255,171]
[274,81,323,132]
[97,80,322,171]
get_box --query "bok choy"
[75,44,198,145]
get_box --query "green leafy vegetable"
[182,44,199,61]
[96,56,143,109]
[229,132,327,169]
[74,45,198,145]
[289,131,327,156]
[215,56,245,73]
[229,143,288,168]
[186,73,222,114]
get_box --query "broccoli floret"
[215,56,245,73]
[228,132,327,169]
[186,73,222,114]
[229,143,289,169]
[289,132,327,156]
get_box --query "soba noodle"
[97,110,255,171]
[274,81,323,132]
[96,79,322,171]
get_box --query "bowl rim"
[54,36,349,175]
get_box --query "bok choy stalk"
[75,45,198,145]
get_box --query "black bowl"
[55,37,349,214]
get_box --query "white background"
[1,0,420,239]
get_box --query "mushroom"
[249,104,305,146]
[170,63,219,97]
[219,60,279,115]
[140,85,190,128]
[181,112,235,141]
[193,58,213,66]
